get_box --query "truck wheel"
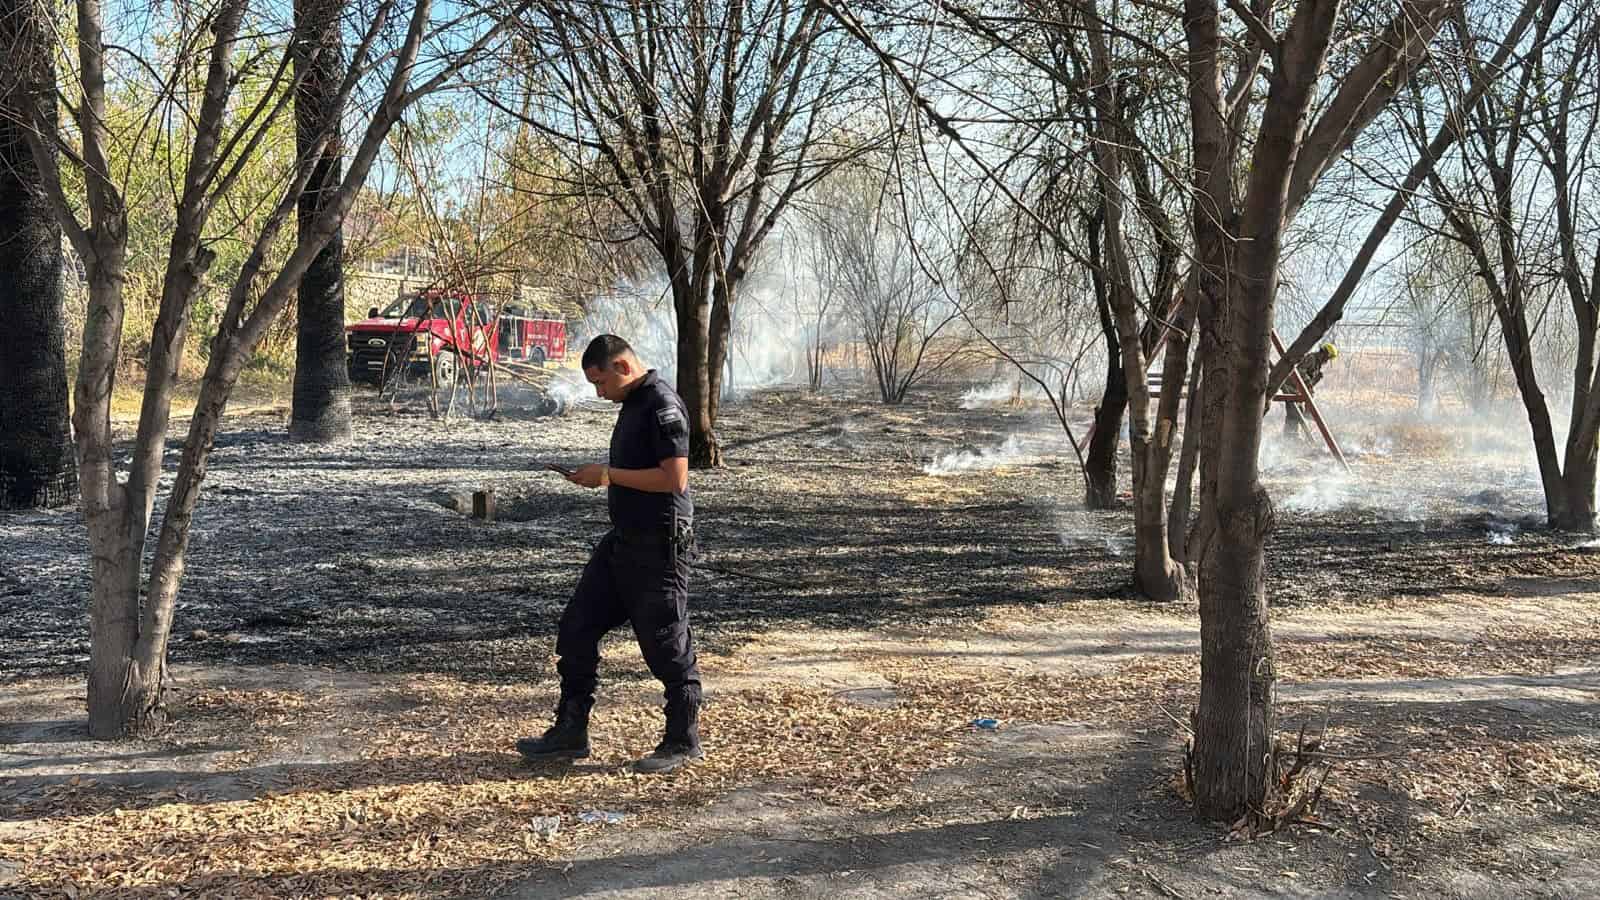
[530,346,546,366]
[433,352,458,386]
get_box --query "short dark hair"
[581,334,633,370]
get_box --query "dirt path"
[495,594,1600,899]
[5,590,1597,898]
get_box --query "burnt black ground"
[3,384,1596,684]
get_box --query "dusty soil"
[2,384,1598,898]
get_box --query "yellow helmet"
[1321,342,1338,360]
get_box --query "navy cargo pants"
[555,525,702,708]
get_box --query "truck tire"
[433,351,458,386]
[530,346,546,366]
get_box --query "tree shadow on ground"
[2,749,545,821]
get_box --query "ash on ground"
[1,386,1593,680]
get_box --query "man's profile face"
[584,357,632,402]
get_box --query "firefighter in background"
[517,335,704,774]
[1284,342,1338,440]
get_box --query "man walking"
[517,335,704,774]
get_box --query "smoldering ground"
[3,382,1594,679]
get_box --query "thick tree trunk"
[1175,0,1478,825]
[0,0,75,510]
[1084,212,1125,510]
[1553,433,1598,531]
[1192,470,1277,821]
[85,501,164,737]
[78,265,163,740]
[1183,0,1325,823]
[676,283,721,468]
[1192,233,1281,824]
[289,0,351,443]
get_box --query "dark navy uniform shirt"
[608,369,693,531]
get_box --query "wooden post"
[472,489,495,522]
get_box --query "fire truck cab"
[345,290,567,385]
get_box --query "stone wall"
[345,271,417,319]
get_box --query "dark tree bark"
[1183,0,1467,822]
[288,0,351,443]
[0,0,75,510]
[1083,206,1126,510]
[1179,0,1467,823]
[24,0,502,738]
[1169,329,1203,561]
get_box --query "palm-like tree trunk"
[288,0,352,443]
[0,0,75,510]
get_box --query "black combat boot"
[516,696,592,760]
[632,697,704,774]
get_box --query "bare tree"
[1406,2,1600,530]
[1077,0,1192,599]
[1386,221,1506,417]
[1181,0,1485,822]
[828,0,1522,821]
[0,0,74,510]
[954,200,1104,455]
[20,0,515,737]
[817,164,966,404]
[1263,0,1551,398]
[841,0,1195,596]
[783,216,844,392]
[1398,241,1456,417]
[498,0,874,465]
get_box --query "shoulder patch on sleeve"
[656,404,687,437]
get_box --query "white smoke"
[924,435,1032,475]
[960,380,1022,409]
[1281,475,1354,514]
[574,272,814,399]
[1341,434,1394,458]
[579,286,680,383]
[1053,508,1134,556]
[547,369,598,411]
[1486,520,1519,545]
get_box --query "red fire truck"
[346,290,567,385]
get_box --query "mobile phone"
[545,463,573,477]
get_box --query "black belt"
[613,523,694,545]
